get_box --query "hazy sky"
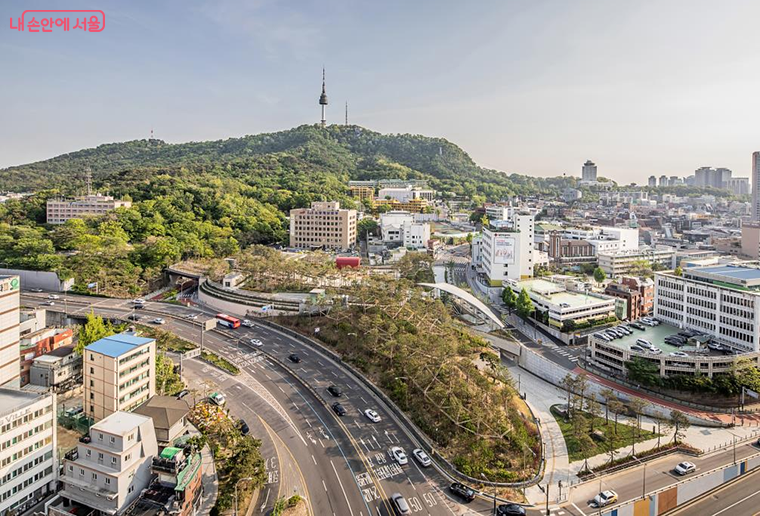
[2,0,759,184]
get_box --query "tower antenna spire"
[345,102,348,125]
[85,167,92,196]
[319,67,328,127]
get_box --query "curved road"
[25,292,504,516]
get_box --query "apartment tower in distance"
[753,151,760,221]
[581,160,597,182]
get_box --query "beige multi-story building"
[46,194,132,224]
[0,275,21,387]
[348,186,374,202]
[0,388,57,515]
[289,201,357,251]
[55,411,158,516]
[84,333,156,422]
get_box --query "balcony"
[64,448,79,461]
[79,435,91,444]
[152,456,188,475]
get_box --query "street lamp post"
[480,473,496,515]
[234,477,253,516]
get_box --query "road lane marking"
[571,503,588,516]
[331,460,356,516]
[713,489,760,515]
[323,480,328,492]
[312,454,317,465]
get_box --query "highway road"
[25,292,505,516]
[667,466,760,516]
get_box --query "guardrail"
[253,317,546,490]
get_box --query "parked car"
[390,446,408,465]
[152,317,166,325]
[288,354,301,363]
[390,493,411,515]
[242,320,254,328]
[331,403,346,416]
[449,482,476,502]
[674,461,696,475]
[636,339,652,348]
[176,390,189,399]
[592,490,618,508]
[327,385,343,397]
[238,420,250,435]
[669,351,689,358]
[209,392,226,406]
[630,322,646,330]
[412,448,432,467]
[630,345,645,353]
[364,409,381,423]
[647,347,662,355]
[496,504,526,516]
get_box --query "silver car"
[391,493,411,515]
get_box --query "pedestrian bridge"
[418,282,504,329]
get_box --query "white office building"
[655,263,760,353]
[561,226,639,255]
[598,245,676,276]
[0,276,21,387]
[379,211,430,249]
[753,151,760,221]
[478,214,534,286]
[377,186,435,203]
[0,388,57,515]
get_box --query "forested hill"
[0,124,572,199]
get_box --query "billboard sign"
[493,235,515,265]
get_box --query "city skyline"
[2,0,760,184]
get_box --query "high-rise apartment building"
[0,388,57,514]
[753,152,760,221]
[46,194,132,224]
[289,201,357,251]
[648,175,657,187]
[581,160,597,182]
[83,333,156,422]
[478,213,535,285]
[0,276,21,387]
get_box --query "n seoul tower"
[319,67,328,127]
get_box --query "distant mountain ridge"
[0,124,571,198]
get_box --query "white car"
[390,446,408,465]
[592,490,618,508]
[132,298,146,305]
[412,448,432,467]
[674,461,696,475]
[249,338,263,347]
[185,313,198,320]
[152,318,166,325]
[43,300,55,306]
[669,351,688,358]
[364,409,381,423]
[242,320,254,328]
[48,294,60,300]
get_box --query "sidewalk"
[192,426,218,516]
[505,362,570,505]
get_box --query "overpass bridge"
[418,282,504,330]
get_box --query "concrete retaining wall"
[0,268,73,292]
[599,452,760,515]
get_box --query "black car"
[238,420,250,435]
[449,482,476,502]
[497,504,526,516]
[127,314,141,321]
[327,385,343,397]
[331,402,346,416]
[288,354,301,363]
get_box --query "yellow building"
[349,186,374,202]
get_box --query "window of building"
[105,478,111,485]
[109,436,115,444]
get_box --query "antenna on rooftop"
[85,168,92,196]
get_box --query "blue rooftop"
[85,333,154,358]
[697,265,760,281]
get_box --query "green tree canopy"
[516,288,534,319]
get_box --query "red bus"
[215,313,241,329]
